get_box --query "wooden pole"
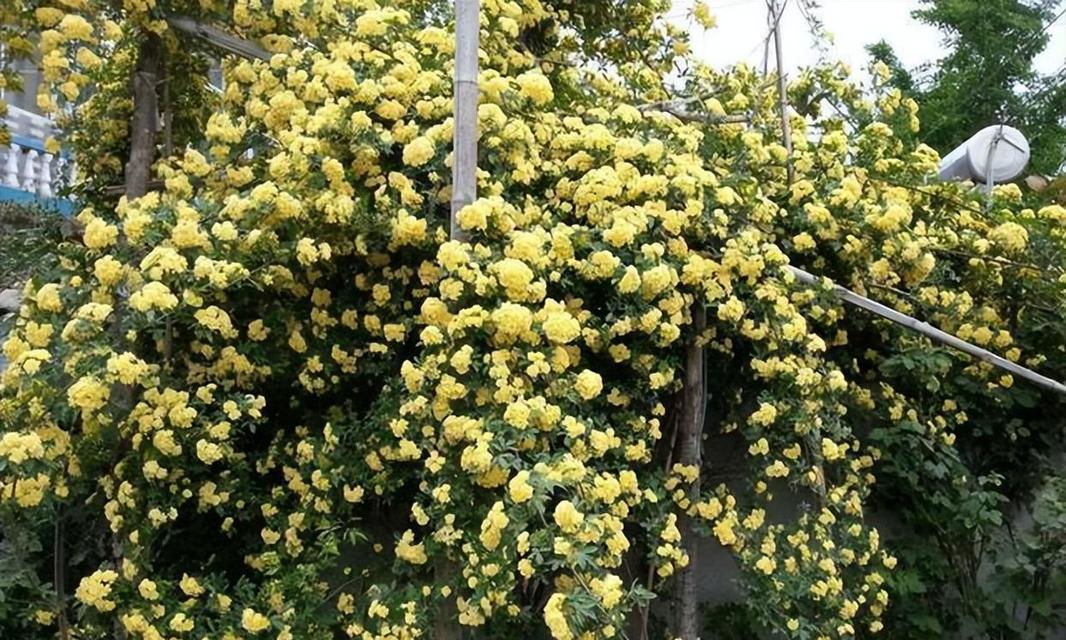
[788,265,1066,396]
[126,32,162,199]
[111,31,163,640]
[770,0,794,184]
[450,0,479,242]
[673,305,705,640]
[166,15,270,61]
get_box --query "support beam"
[788,265,1066,396]
[673,305,705,640]
[166,15,270,61]
[126,33,162,200]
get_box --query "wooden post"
[110,31,162,640]
[450,0,478,242]
[126,33,162,199]
[673,305,705,639]
[770,0,794,184]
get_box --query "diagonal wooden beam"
[788,265,1066,396]
[166,15,270,61]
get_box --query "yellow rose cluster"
[2,1,1061,640]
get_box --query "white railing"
[1,105,76,200]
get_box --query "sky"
[671,0,1066,79]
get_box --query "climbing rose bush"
[3,1,1066,639]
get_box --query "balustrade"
[0,105,76,211]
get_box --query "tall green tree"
[869,0,1066,174]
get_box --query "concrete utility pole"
[435,8,479,637]
[434,6,479,630]
[769,0,794,184]
[450,0,479,242]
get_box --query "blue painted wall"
[0,185,75,215]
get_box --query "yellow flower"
[693,1,717,28]
[574,370,603,400]
[248,319,270,341]
[516,70,554,105]
[553,500,584,533]
[491,303,533,343]
[58,14,93,40]
[171,219,209,249]
[748,438,769,456]
[0,432,45,464]
[129,282,179,312]
[170,612,195,632]
[67,376,110,413]
[75,570,119,612]
[460,441,493,473]
[542,310,581,344]
[106,352,150,385]
[153,430,182,457]
[821,438,845,461]
[395,530,428,564]
[793,232,816,251]
[508,470,534,503]
[75,47,101,69]
[83,218,119,249]
[717,296,745,323]
[392,210,428,247]
[479,501,510,550]
[518,558,534,578]
[192,306,237,339]
[617,266,641,294]
[543,593,573,640]
[749,403,778,426]
[402,136,435,167]
[590,573,624,609]
[35,283,63,312]
[989,221,1028,254]
[495,258,535,301]
[137,578,159,600]
[713,517,737,547]
[196,440,224,464]
[94,256,125,286]
[179,574,204,597]
[241,608,271,633]
[457,199,491,231]
[34,7,63,26]
[504,401,531,428]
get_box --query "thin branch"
[55,516,69,640]
[656,107,749,125]
[933,247,1065,277]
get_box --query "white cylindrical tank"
[937,124,1030,184]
